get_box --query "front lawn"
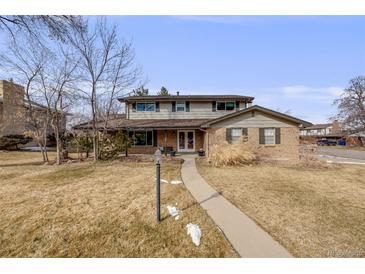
[196,160,365,258]
[0,151,237,257]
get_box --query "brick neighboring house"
[0,80,67,143]
[74,93,311,160]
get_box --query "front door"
[178,130,195,152]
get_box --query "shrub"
[208,137,256,167]
[0,134,32,150]
[298,144,330,169]
[99,130,132,160]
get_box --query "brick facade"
[0,80,26,135]
[206,127,300,161]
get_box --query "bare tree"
[67,18,137,161]
[0,35,51,162]
[0,15,85,42]
[98,40,141,133]
[334,76,365,134]
[37,46,80,164]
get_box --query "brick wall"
[157,130,177,151]
[0,80,26,136]
[206,127,300,161]
[128,129,204,154]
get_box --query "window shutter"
[259,128,265,144]
[226,128,232,143]
[242,128,248,136]
[235,101,240,110]
[275,128,281,144]
[132,102,136,112]
[153,130,158,147]
[172,101,176,112]
[212,101,216,112]
[155,102,160,112]
[185,101,190,112]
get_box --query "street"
[316,147,365,165]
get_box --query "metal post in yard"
[156,159,161,222]
[154,149,162,222]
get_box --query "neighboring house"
[0,80,67,140]
[74,93,311,160]
[300,121,342,137]
[299,121,344,144]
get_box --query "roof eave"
[201,105,312,128]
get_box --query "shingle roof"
[118,95,254,102]
[201,105,312,128]
[73,116,209,130]
[73,105,312,130]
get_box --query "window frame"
[229,128,243,144]
[216,101,236,111]
[263,128,275,145]
[176,101,186,112]
[131,130,154,146]
[136,102,156,112]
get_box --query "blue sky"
[109,16,365,123]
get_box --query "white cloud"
[281,85,343,98]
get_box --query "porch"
[128,129,205,154]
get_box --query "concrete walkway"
[181,155,292,258]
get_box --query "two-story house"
[75,93,312,160]
[300,121,342,137]
[299,121,344,145]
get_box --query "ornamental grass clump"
[208,138,256,167]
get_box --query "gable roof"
[201,105,312,128]
[118,95,254,103]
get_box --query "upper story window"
[176,101,185,112]
[217,101,235,111]
[136,102,155,112]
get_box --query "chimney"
[332,120,341,133]
[176,91,180,96]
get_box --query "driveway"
[316,147,365,164]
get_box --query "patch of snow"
[166,205,179,218]
[186,223,201,246]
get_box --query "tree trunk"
[91,85,98,161]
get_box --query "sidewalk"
[181,155,292,258]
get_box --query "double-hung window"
[217,101,235,111]
[136,102,155,112]
[176,101,185,112]
[228,128,243,144]
[263,128,275,145]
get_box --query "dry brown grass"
[208,139,256,167]
[196,160,365,258]
[0,151,237,257]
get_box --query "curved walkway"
[181,155,292,258]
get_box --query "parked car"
[316,139,337,146]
